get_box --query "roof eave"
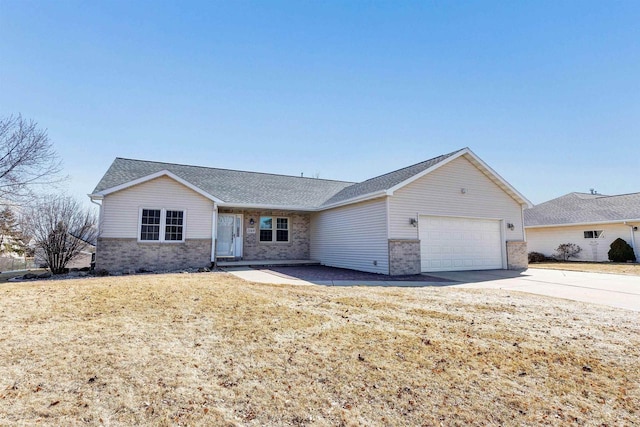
[386,148,532,208]
[318,190,388,211]
[525,218,640,229]
[94,170,225,204]
[217,202,317,212]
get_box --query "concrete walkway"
[223,266,640,311]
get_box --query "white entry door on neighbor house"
[216,214,243,258]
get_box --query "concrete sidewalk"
[223,266,640,311]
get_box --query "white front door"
[216,214,243,258]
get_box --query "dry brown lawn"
[532,262,640,276]
[1,273,638,426]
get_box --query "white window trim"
[583,230,604,239]
[259,216,290,243]
[138,208,187,243]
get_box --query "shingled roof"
[524,192,640,227]
[92,158,355,208]
[320,149,464,206]
[92,148,527,209]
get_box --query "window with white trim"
[140,208,185,242]
[583,230,603,239]
[259,216,289,242]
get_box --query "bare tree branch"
[22,195,97,274]
[0,114,65,203]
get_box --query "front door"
[216,214,243,258]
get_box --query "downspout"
[212,203,218,268]
[623,222,638,262]
[90,197,102,270]
[89,197,102,237]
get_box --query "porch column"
[211,203,218,264]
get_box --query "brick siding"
[218,209,311,260]
[506,240,528,270]
[388,239,421,275]
[96,238,212,273]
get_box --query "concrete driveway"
[428,268,640,312]
[225,266,640,312]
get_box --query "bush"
[528,252,549,263]
[608,238,636,262]
[555,243,582,261]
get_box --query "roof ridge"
[114,157,355,184]
[594,191,640,199]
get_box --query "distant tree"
[23,195,97,274]
[555,243,582,261]
[0,115,63,203]
[608,238,636,263]
[0,206,27,256]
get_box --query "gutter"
[525,219,640,229]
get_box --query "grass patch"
[532,261,640,276]
[0,273,638,425]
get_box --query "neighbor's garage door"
[419,216,503,272]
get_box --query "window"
[140,208,185,242]
[259,217,272,242]
[276,218,289,242]
[259,216,289,242]
[584,230,603,239]
[165,210,184,241]
[141,209,161,241]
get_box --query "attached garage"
[419,215,504,272]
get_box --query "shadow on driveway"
[252,265,458,286]
[425,269,533,283]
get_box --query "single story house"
[524,192,640,262]
[89,147,531,275]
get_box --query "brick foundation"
[506,241,528,270]
[389,239,421,275]
[96,238,212,273]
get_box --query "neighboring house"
[89,148,531,275]
[34,234,97,270]
[524,192,640,262]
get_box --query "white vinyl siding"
[388,156,525,241]
[310,197,389,274]
[526,223,636,262]
[100,176,213,239]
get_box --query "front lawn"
[531,262,640,276]
[0,273,638,425]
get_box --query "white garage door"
[419,216,503,272]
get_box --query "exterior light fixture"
[507,223,515,231]
[249,218,255,226]
[410,218,418,227]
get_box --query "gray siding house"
[90,148,531,274]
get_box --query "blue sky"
[1,1,639,209]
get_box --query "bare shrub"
[22,195,97,274]
[555,243,582,261]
